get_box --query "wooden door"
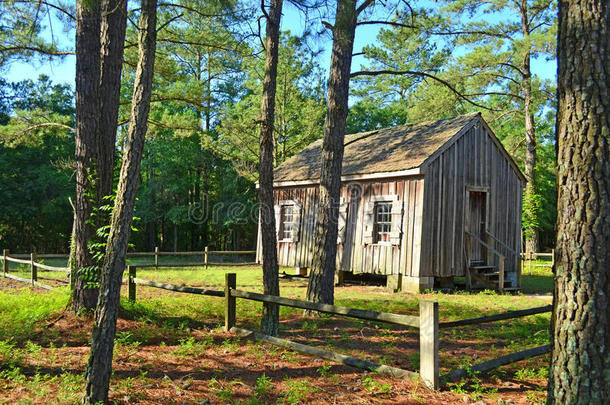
[467,191,487,262]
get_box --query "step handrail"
[465,231,505,292]
[465,231,506,260]
[485,230,518,256]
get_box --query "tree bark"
[548,1,610,404]
[73,0,101,312]
[72,0,126,313]
[83,0,157,401]
[258,0,283,337]
[520,4,539,253]
[97,0,127,200]
[306,0,363,306]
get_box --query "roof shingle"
[274,112,481,182]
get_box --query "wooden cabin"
[256,113,526,292]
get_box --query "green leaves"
[214,32,326,181]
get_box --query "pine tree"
[306,0,374,306]
[547,0,610,403]
[83,0,157,400]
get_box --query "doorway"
[467,190,487,262]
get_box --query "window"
[374,202,392,243]
[280,204,294,241]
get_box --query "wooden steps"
[468,261,518,292]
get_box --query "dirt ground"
[0,277,548,404]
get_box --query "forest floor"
[0,265,553,404]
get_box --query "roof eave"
[271,167,423,188]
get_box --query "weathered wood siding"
[268,177,425,276]
[419,123,524,279]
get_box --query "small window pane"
[374,202,392,243]
[280,204,294,240]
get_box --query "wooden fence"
[126,270,553,390]
[2,249,69,289]
[0,248,257,290]
[4,247,256,269]
[521,250,554,275]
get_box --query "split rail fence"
[520,250,554,275]
[0,248,257,290]
[2,249,69,289]
[126,269,553,390]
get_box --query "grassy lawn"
[520,262,554,295]
[0,265,552,404]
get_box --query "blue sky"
[4,2,557,87]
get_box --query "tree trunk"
[97,0,127,200]
[73,0,101,312]
[306,0,361,306]
[258,0,283,337]
[520,6,539,253]
[548,1,610,404]
[72,0,127,313]
[83,0,157,401]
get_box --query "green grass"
[520,263,553,295]
[0,264,553,342]
[0,264,552,403]
[0,287,69,342]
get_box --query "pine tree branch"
[155,2,247,19]
[1,0,75,20]
[427,29,513,40]
[156,13,183,33]
[463,91,524,101]
[350,69,500,111]
[356,20,416,29]
[356,0,375,16]
[0,45,73,56]
[499,62,525,76]
[260,0,270,20]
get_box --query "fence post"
[2,249,8,276]
[128,266,136,302]
[224,273,236,331]
[204,246,209,269]
[30,253,37,284]
[529,251,533,275]
[419,301,439,390]
[154,247,159,269]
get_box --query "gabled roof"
[273,112,525,185]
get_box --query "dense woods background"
[0,0,557,254]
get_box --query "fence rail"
[230,326,416,378]
[125,271,553,390]
[1,247,256,291]
[439,305,553,328]
[230,289,420,328]
[1,251,553,390]
[521,250,555,274]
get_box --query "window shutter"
[292,202,302,243]
[389,199,403,245]
[363,201,375,245]
[274,204,281,239]
[337,197,348,244]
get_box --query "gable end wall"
[419,122,524,278]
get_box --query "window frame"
[364,194,400,246]
[278,203,295,242]
[373,201,393,244]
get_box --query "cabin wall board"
[419,124,523,278]
[272,177,424,276]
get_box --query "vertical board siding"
[420,123,524,278]
[264,117,523,283]
[272,177,424,276]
